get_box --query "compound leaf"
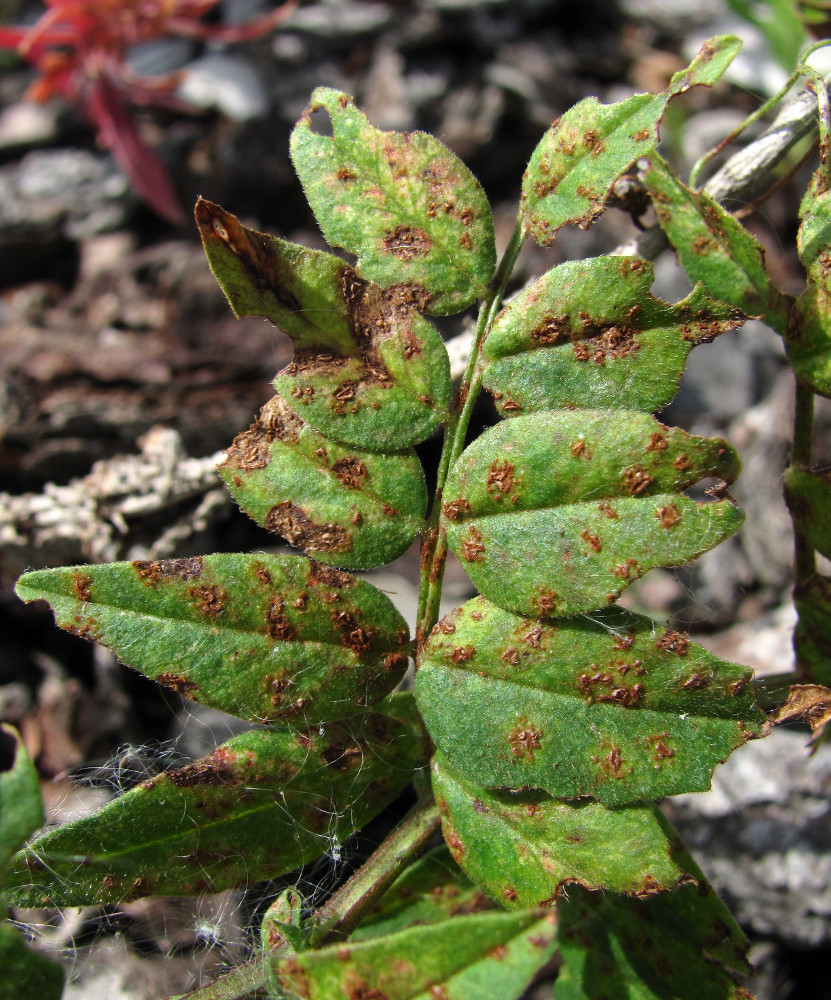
[482,257,745,414]
[7,700,424,907]
[643,153,791,335]
[417,599,762,806]
[290,87,496,315]
[196,198,451,450]
[0,726,43,877]
[556,883,751,1000]
[431,755,692,903]
[443,411,743,617]
[521,36,740,243]
[15,553,409,725]
[220,395,427,569]
[271,908,556,1000]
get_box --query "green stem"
[165,958,266,1000]
[416,213,526,644]
[792,380,817,586]
[309,797,442,945]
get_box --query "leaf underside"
[15,553,409,725]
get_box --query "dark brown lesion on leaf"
[460,525,486,562]
[72,573,93,603]
[266,501,352,553]
[133,556,203,584]
[486,459,517,496]
[266,596,295,641]
[508,720,542,760]
[656,503,682,528]
[306,560,355,590]
[622,465,654,495]
[532,312,570,344]
[322,742,363,771]
[156,672,199,698]
[655,629,689,656]
[534,588,560,615]
[382,225,433,261]
[188,584,226,619]
[222,395,302,472]
[442,498,471,521]
[646,431,668,452]
[331,456,369,489]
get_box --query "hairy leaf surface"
[443,411,743,617]
[556,883,751,1000]
[482,257,745,413]
[271,908,556,1000]
[0,726,43,877]
[7,702,424,907]
[521,36,740,243]
[290,87,496,315]
[15,554,409,724]
[417,600,760,805]
[643,154,791,334]
[196,198,451,449]
[221,395,427,568]
[431,755,692,902]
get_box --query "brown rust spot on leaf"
[267,502,352,553]
[570,438,592,458]
[156,672,199,698]
[502,646,519,665]
[581,530,602,552]
[322,743,363,771]
[442,498,471,521]
[486,459,517,496]
[336,167,357,182]
[532,313,570,344]
[331,609,374,655]
[597,501,619,519]
[646,431,668,452]
[656,503,682,528]
[72,573,93,603]
[612,630,635,651]
[508,720,542,760]
[331,456,369,489]
[266,597,295,641]
[673,453,693,471]
[222,395,302,472]
[166,749,239,788]
[133,557,203,584]
[622,465,654,495]
[603,746,623,775]
[612,558,641,580]
[188,584,226,619]
[656,629,689,656]
[461,526,486,562]
[383,225,433,261]
[306,560,354,589]
[450,645,475,663]
[681,671,712,690]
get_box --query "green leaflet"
[643,153,792,335]
[7,700,425,907]
[787,168,831,396]
[416,600,761,806]
[555,883,751,1000]
[0,726,43,877]
[350,846,494,941]
[481,257,745,414]
[196,198,451,450]
[431,755,692,903]
[785,467,831,561]
[0,924,64,1000]
[271,908,556,1000]
[220,395,427,569]
[794,574,831,686]
[521,36,741,243]
[15,554,409,725]
[290,87,496,315]
[443,411,743,617]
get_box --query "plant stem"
[792,380,817,585]
[416,213,526,644]
[308,797,441,945]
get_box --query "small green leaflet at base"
[521,35,741,242]
[431,755,694,903]
[0,725,44,876]
[7,699,425,907]
[0,924,64,1000]
[643,153,791,335]
[785,466,831,561]
[196,199,451,450]
[271,908,556,1000]
[443,410,743,617]
[290,87,496,315]
[481,256,745,414]
[220,394,427,569]
[15,553,409,725]
[556,883,752,1000]
[417,600,762,806]
[794,574,831,686]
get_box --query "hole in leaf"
[308,106,334,137]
